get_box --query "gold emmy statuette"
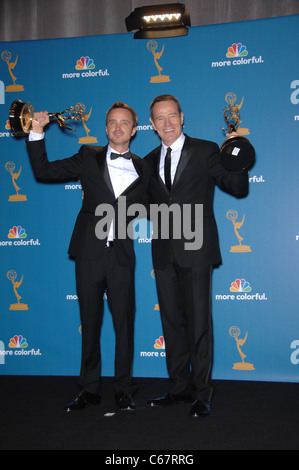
[7,270,29,311]
[1,50,24,92]
[147,40,171,83]
[5,161,27,202]
[220,92,255,171]
[229,326,254,371]
[226,210,251,252]
[9,100,85,137]
[78,104,98,144]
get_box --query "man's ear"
[150,118,157,131]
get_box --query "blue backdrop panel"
[0,15,298,382]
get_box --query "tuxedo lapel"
[132,155,143,179]
[154,145,162,176]
[95,146,115,196]
[173,135,193,187]
[153,145,169,194]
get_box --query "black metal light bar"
[125,3,191,39]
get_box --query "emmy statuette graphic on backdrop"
[78,105,98,144]
[9,100,86,137]
[220,92,255,171]
[7,270,29,311]
[226,209,251,252]
[1,50,24,92]
[229,326,255,371]
[5,161,27,202]
[147,40,171,83]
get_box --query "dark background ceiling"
[0,0,298,42]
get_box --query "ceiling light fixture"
[125,3,191,39]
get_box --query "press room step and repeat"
[0,15,298,382]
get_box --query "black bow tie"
[110,151,131,160]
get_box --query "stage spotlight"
[125,3,191,39]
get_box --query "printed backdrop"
[0,15,298,382]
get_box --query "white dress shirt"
[106,145,138,199]
[159,133,185,184]
[106,145,139,241]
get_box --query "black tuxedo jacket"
[144,134,249,269]
[26,139,148,267]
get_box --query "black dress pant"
[155,249,214,402]
[75,247,135,398]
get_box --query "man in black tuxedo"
[26,102,148,412]
[145,95,249,416]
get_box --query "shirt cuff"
[28,130,45,141]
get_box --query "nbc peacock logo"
[9,334,28,348]
[215,278,267,301]
[140,336,166,358]
[154,336,165,350]
[226,43,248,58]
[211,42,264,68]
[75,56,95,70]
[62,55,109,80]
[230,278,252,293]
[8,225,27,239]
[8,334,42,357]
[0,225,40,247]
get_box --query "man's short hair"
[150,95,182,120]
[106,102,138,128]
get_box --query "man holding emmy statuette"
[25,101,148,412]
[145,95,254,417]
